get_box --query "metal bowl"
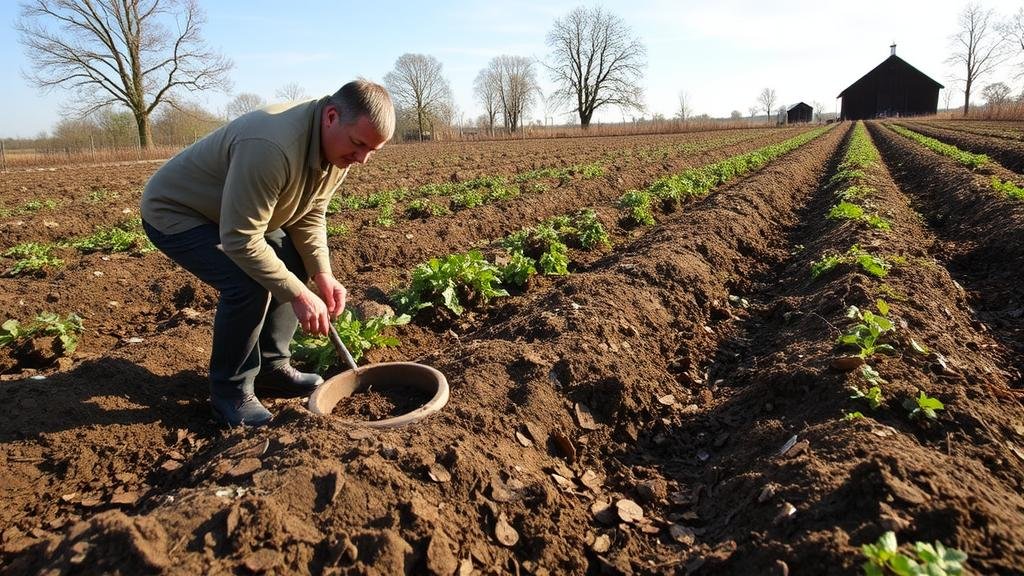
[307,362,449,428]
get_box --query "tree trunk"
[134,112,152,149]
[962,81,972,116]
[580,110,593,129]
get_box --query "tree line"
[13,1,1024,151]
[14,2,646,148]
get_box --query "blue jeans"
[142,220,305,399]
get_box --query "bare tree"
[675,90,690,120]
[274,82,308,102]
[811,100,824,122]
[384,53,453,141]
[757,88,777,123]
[225,93,266,119]
[730,110,743,119]
[15,0,233,148]
[999,8,1024,77]
[748,105,759,119]
[545,6,646,128]
[948,4,1009,116]
[488,55,539,133]
[982,81,1012,105]
[473,67,500,136]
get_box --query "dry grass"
[416,117,781,143]
[933,102,1024,121]
[2,145,181,170]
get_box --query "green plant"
[393,251,509,316]
[70,219,153,253]
[844,411,865,421]
[3,242,64,276]
[573,209,610,249]
[838,300,896,358]
[811,254,844,279]
[291,310,409,372]
[851,384,884,409]
[861,531,967,576]
[904,391,945,421]
[500,252,537,287]
[828,202,891,230]
[450,189,485,210]
[619,190,655,226]
[87,189,118,203]
[375,203,395,227]
[538,242,569,275]
[888,124,989,170]
[1,312,83,356]
[812,246,890,280]
[326,224,348,238]
[991,176,1024,200]
[829,201,866,220]
[405,199,450,218]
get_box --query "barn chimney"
[890,43,896,56]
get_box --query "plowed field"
[1,122,1023,575]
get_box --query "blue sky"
[2,0,1023,138]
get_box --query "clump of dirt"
[332,386,434,420]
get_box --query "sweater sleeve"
[283,167,348,279]
[219,138,307,302]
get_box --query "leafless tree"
[384,53,454,141]
[675,90,690,120]
[982,81,1012,104]
[999,8,1024,77]
[486,55,539,133]
[274,82,308,102]
[730,110,743,119]
[225,93,266,119]
[748,106,759,119]
[545,6,646,128]
[948,4,1009,116]
[473,67,500,136]
[15,0,233,148]
[811,100,824,122]
[758,88,777,123]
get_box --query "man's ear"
[323,105,338,128]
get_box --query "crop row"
[618,125,832,226]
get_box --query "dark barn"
[787,102,813,123]
[838,45,943,120]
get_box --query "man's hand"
[291,287,330,335]
[312,272,347,318]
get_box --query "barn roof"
[788,102,812,112]
[837,54,943,98]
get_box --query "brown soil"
[2,123,1023,575]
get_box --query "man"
[141,80,394,426]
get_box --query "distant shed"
[838,45,943,120]
[787,102,813,123]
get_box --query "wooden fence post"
[0,140,6,172]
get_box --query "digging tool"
[307,322,449,428]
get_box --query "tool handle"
[328,323,359,372]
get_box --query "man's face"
[321,105,388,169]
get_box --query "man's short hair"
[329,79,395,140]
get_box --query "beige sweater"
[141,98,348,302]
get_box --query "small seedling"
[838,300,896,358]
[861,530,967,575]
[904,391,944,421]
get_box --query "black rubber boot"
[210,393,273,427]
[254,363,324,398]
